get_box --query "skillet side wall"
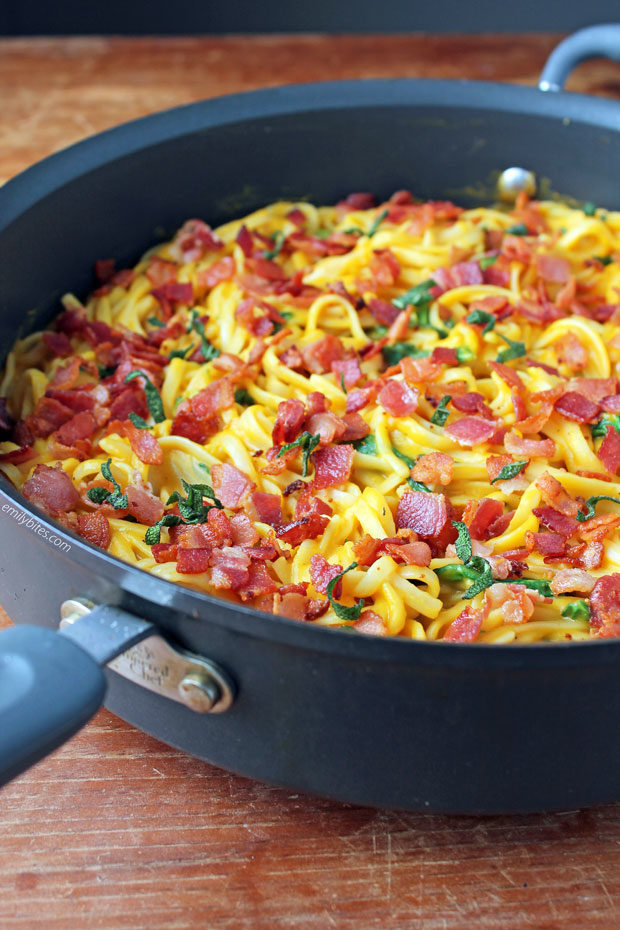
[2,83,620,812]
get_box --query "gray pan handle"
[0,607,154,787]
[539,24,620,92]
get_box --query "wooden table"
[2,34,620,929]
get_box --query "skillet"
[1,25,620,813]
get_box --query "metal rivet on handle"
[178,670,222,713]
[497,167,537,202]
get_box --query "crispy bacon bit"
[430,347,459,366]
[526,531,566,558]
[340,412,370,443]
[589,574,620,637]
[43,331,72,357]
[77,512,111,549]
[211,463,255,508]
[535,253,571,282]
[170,406,219,444]
[249,491,282,527]
[346,384,378,413]
[570,378,617,401]
[50,356,82,391]
[554,392,599,423]
[312,444,354,489]
[553,332,588,371]
[126,482,164,525]
[444,604,488,643]
[400,355,442,384]
[463,498,505,540]
[451,392,493,418]
[550,569,596,595]
[307,411,346,445]
[237,561,278,601]
[176,548,212,574]
[536,472,579,518]
[191,378,235,420]
[331,356,362,390]
[445,417,496,446]
[22,464,79,515]
[489,361,524,391]
[367,297,400,326]
[386,540,432,567]
[198,256,235,290]
[0,445,35,464]
[600,395,620,413]
[353,610,387,636]
[300,335,345,374]
[505,432,556,458]
[151,542,178,563]
[282,479,306,497]
[430,261,483,296]
[486,455,513,482]
[208,546,251,588]
[396,490,457,553]
[411,452,453,486]
[310,554,343,596]
[272,399,307,446]
[56,411,96,446]
[124,422,163,465]
[378,379,419,417]
[533,506,579,538]
[598,424,620,474]
[151,281,194,307]
[170,219,223,263]
[486,582,540,624]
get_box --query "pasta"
[2,188,620,642]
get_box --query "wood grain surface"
[2,33,620,929]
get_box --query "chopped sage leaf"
[392,278,437,311]
[490,460,528,483]
[98,364,116,379]
[382,343,430,366]
[407,477,431,493]
[430,395,452,427]
[353,434,378,455]
[263,230,285,260]
[583,201,597,216]
[561,600,591,621]
[277,431,321,477]
[466,309,496,334]
[392,445,417,468]
[576,495,620,522]
[595,255,613,266]
[479,254,498,269]
[234,388,254,406]
[144,513,183,545]
[326,562,363,621]
[452,520,473,565]
[505,223,529,235]
[187,308,220,361]
[456,346,476,364]
[592,414,620,438]
[128,412,149,429]
[496,334,526,363]
[124,370,166,423]
[147,316,165,328]
[367,207,389,237]
[86,457,128,509]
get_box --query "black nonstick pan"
[2,25,620,814]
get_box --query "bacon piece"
[553,332,588,371]
[598,424,620,474]
[535,253,571,282]
[353,610,387,636]
[76,512,111,549]
[123,422,163,465]
[367,297,400,326]
[337,192,376,213]
[554,392,599,424]
[272,399,306,446]
[463,498,505,541]
[273,591,307,620]
[126,482,164,525]
[50,356,82,392]
[56,411,96,446]
[307,411,346,446]
[533,506,579,537]
[430,347,458,367]
[444,604,487,643]
[230,514,260,547]
[0,445,35,464]
[486,582,540,624]
[279,345,305,371]
[109,385,149,422]
[311,445,354,489]
[191,378,235,420]
[176,548,212,574]
[451,392,493,418]
[170,406,219,444]
[600,395,620,413]
[22,464,79,515]
[366,249,401,289]
[411,452,453,486]
[197,256,235,290]
[300,335,345,374]
[170,219,222,262]
[569,378,617,402]
[151,542,178,563]
[536,472,579,518]
[235,225,254,257]
[486,454,525,483]
[276,516,324,545]
[430,260,483,297]
[151,281,193,307]
[526,531,566,557]
[579,514,620,544]
[206,546,250,587]
[384,540,432,567]
[396,490,457,553]
[445,417,496,446]
[399,355,442,384]
[340,413,370,443]
[43,331,72,357]
[589,574,620,637]
[310,554,343,596]
[550,569,595,595]
[249,491,282,527]
[526,359,560,376]
[378,379,419,417]
[346,384,378,413]
[505,432,556,458]
[489,361,524,391]
[210,463,255,508]
[331,356,362,390]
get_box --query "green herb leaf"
[144,513,183,545]
[263,230,285,260]
[407,477,431,493]
[392,445,417,468]
[98,364,116,379]
[498,577,554,598]
[369,324,388,339]
[128,412,149,429]
[234,388,254,406]
[576,495,620,522]
[594,255,613,266]
[392,278,437,311]
[479,254,498,269]
[147,316,165,328]
[86,457,128,509]
[352,434,378,455]
[592,414,620,439]
[583,201,597,216]
[434,563,482,583]
[187,309,220,361]
[452,520,473,564]
[466,309,496,334]
[164,479,223,525]
[340,372,347,394]
[382,343,430,366]
[430,394,452,426]
[168,346,193,361]
[276,431,321,477]
[326,562,363,621]
[497,334,526,363]
[456,346,476,364]
[462,557,495,599]
[124,370,166,423]
[505,223,529,235]
[561,600,591,621]
[490,459,528,483]
[367,207,389,237]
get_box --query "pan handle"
[539,24,620,92]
